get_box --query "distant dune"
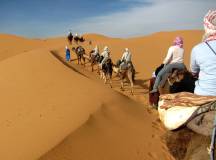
[0,30,203,160]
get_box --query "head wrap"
[125,48,129,52]
[203,10,216,42]
[65,46,68,50]
[104,46,109,51]
[173,36,183,48]
[94,45,99,52]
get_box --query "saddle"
[120,61,132,71]
[102,59,113,74]
[98,56,104,63]
[120,62,128,70]
[77,46,84,52]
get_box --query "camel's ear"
[171,69,178,78]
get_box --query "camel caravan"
[66,33,135,94]
[66,10,216,159]
[67,32,85,45]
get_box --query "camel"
[72,46,86,66]
[67,33,73,45]
[99,58,113,88]
[158,69,196,94]
[89,50,101,72]
[74,35,85,44]
[113,60,135,94]
[153,69,216,159]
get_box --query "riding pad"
[158,92,216,131]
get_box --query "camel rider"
[100,46,110,68]
[92,45,99,56]
[68,31,72,37]
[74,33,79,39]
[120,48,132,70]
[150,36,185,94]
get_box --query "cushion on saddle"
[120,62,129,70]
[158,92,216,130]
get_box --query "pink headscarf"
[203,10,216,42]
[173,36,183,48]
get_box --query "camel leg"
[120,80,124,91]
[100,71,103,79]
[77,57,79,65]
[108,74,112,88]
[128,72,134,95]
[104,77,107,84]
[83,57,85,67]
[97,65,100,74]
[80,58,82,65]
[130,80,134,95]
[103,73,107,84]
[91,64,94,72]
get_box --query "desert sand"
[0,30,203,160]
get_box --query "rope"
[210,113,216,160]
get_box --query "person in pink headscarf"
[150,36,185,93]
[190,10,216,96]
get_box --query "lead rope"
[209,118,216,160]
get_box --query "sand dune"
[0,34,43,61]
[0,30,203,160]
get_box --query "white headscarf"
[65,46,68,50]
[104,46,109,52]
[95,45,98,51]
[94,45,99,54]
[125,48,129,52]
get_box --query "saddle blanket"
[158,92,216,130]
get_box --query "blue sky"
[0,0,216,38]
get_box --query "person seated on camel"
[150,36,186,93]
[74,33,78,38]
[119,48,133,70]
[92,45,99,57]
[190,10,216,96]
[99,46,110,68]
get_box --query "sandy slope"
[0,30,203,160]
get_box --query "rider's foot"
[150,89,158,94]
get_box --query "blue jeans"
[152,63,185,90]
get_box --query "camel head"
[167,69,187,86]
[113,66,120,74]
[72,47,76,52]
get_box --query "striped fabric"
[203,10,216,42]
[160,92,216,110]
